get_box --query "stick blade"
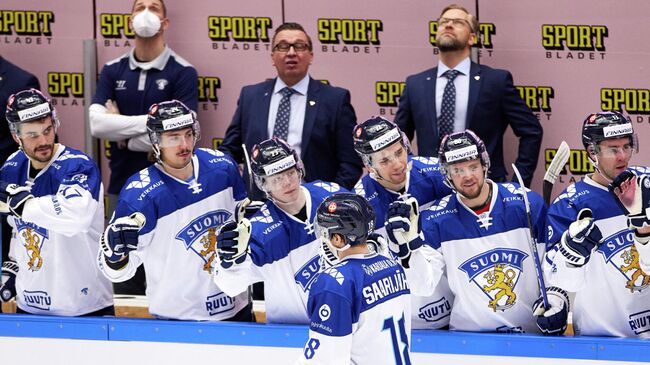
[544,141,570,184]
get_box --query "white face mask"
[132,8,161,38]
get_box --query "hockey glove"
[366,232,387,255]
[216,218,251,269]
[100,213,146,264]
[0,181,34,218]
[385,197,424,259]
[234,198,265,221]
[0,260,18,303]
[559,208,602,267]
[609,170,650,230]
[532,286,570,336]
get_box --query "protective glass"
[264,168,301,191]
[370,143,407,168]
[16,122,55,140]
[596,144,635,159]
[158,129,197,148]
[446,160,483,179]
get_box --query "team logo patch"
[156,79,169,90]
[314,181,341,193]
[176,210,232,273]
[598,230,650,292]
[318,304,331,321]
[295,255,322,292]
[15,219,49,272]
[459,248,528,312]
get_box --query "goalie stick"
[543,141,570,205]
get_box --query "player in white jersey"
[213,138,345,324]
[546,111,650,337]
[0,89,113,316]
[387,130,569,334]
[297,192,411,365]
[352,116,454,329]
[98,100,251,321]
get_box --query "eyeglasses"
[438,17,471,29]
[273,42,311,53]
[371,145,406,168]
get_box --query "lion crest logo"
[176,210,232,273]
[15,219,49,272]
[459,248,528,312]
[598,229,649,293]
[619,245,650,292]
[482,264,517,311]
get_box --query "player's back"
[300,253,412,364]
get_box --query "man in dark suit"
[394,4,542,187]
[220,22,362,200]
[0,56,40,313]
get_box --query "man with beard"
[546,112,650,338]
[98,100,252,321]
[0,89,113,316]
[89,0,198,294]
[394,4,541,187]
[352,116,454,329]
[385,130,568,335]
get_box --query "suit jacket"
[0,56,40,158]
[219,77,362,199]
[394,62,542,186]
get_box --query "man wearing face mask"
[89,0,198,294]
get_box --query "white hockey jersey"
[545,169,650,338]
[0,145,113,316]
[214,181,344,324]
[354,155,454,329]
[421,181,547,333]
[297,253,412,365]
[98,149,249,320]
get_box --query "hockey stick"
[543,141,570,206]
[512,163,549,309]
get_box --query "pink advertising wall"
[2,0,649,199]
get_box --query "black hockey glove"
[101,213,146,264]
[532,286,570,336]
[0,260,18,302]
[0,181,34,218]
[559,208,602,267]
[216,219,251,269]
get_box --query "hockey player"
[213,138,346,324]
[546,112,650,337]
[297,192,411,364]
[0,89,113,316]
[386,130,568,334]
[98,100,251,321]
[352,116,454,329]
